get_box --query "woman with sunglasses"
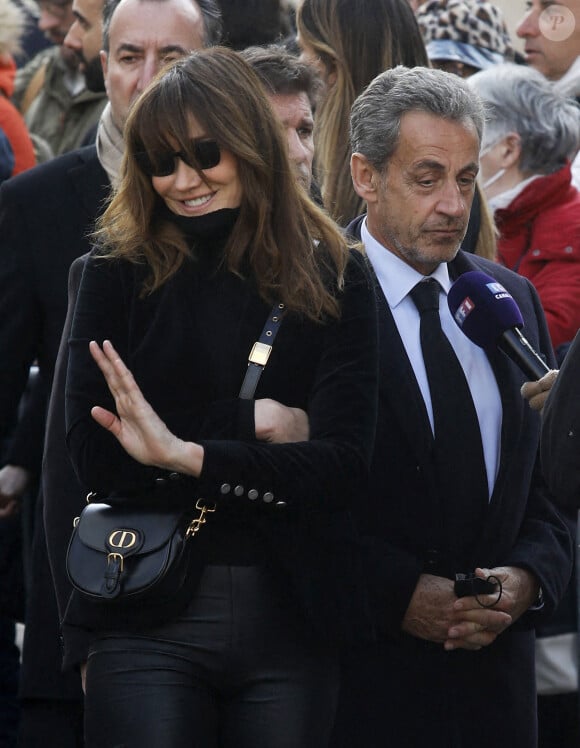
[63,47,378,748]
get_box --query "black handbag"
[66,497,214,603]
[65,302,285,606]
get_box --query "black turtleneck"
[159,204,241,255]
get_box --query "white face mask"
[481,167,506,190]
[479,134,507,192]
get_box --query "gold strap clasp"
[186,499,217,538]
[248,342,272,366]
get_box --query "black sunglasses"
[134,139,221,177]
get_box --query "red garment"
[0,56,35,176]
[495,162,580,351]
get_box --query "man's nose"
[136,56,159,93]
[436,182,467,218]
[516,9,538,38]
[64,21,81,51]
[287,130,308,167]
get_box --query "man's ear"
[100,50,109,87]
[351,153,380,204]
[99,49,111,99]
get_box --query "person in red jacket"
[471,62,580,356]
[0,0,35,176]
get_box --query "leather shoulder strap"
[239,302,285,400]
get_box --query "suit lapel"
[374,275,436,477]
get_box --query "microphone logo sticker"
[454,296,475,327]
[485,281,510,300]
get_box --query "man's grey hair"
[470,63,580,175]
[102,0,222,52]
[350,65,485,171]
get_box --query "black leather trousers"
[84,565,339,748]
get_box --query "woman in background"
[470,62,580,354]
[295,0,428,225]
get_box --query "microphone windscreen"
[447,271,524,349]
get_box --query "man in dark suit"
[0,0,221,743]
[329,65,572,748]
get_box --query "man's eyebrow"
[114,43,188,55]
[114,43,143,54]
[157,44,189,55]
[460,161,479,174]
[411,160,446,172]
[411,160,479,173]
[281,116,314,128]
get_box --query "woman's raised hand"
[89,340,199,473]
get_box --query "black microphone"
[447,271,551,381]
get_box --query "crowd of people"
[0,0,579,746]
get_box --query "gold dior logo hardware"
[108,530,138,549]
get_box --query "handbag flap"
[76,502,186,555]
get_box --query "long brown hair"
[296,0,429,225]
[94,47,351,320]
[474,182,498,261]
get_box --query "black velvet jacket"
[63,223,378,647]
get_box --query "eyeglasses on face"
[134,139,221,177]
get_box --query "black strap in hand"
[239,302,285,399]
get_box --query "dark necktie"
[409,278,488,564]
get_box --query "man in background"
[241,43,319,194]
[516,0,580,189]
[517,0,580,87]
[65,0,106,92]
[13,0,107,160]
